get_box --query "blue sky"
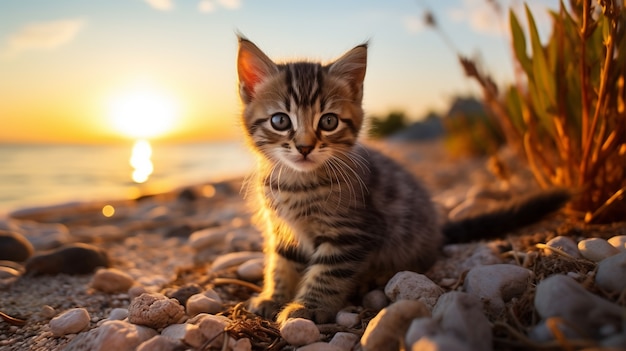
[0,0,559,142]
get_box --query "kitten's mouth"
[288,156,319,172]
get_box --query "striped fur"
[237,37,441,324]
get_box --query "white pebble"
[384,271,443,309]
[544,236,580,257]
[188,227,228,250]
[296,342,343,351]
[108,308,129,321]
[432,291,492,351]
[237,257,264,281]
[608,236,626,252]
[463,264,533,317]
[335,311,360,328]
[40,305,56,319]
[329,332,359,351]
[186,293,223,316]
[183,324,205,348]
[197,314,228,341]
[232,338,252,351]
[137,335,183,351]
[209,251,265,272]
[90,268,135,294]
[128,293,185,329]
[49,308,90,337]
[280,318,320,346]
[362,290,388,311]
[161,323,193,340]
[410,335,471,351]
[596,251,626,293]
[578,238,619,262]
[360,300,430,351]
[405,318,439,346]
[70,320,157,351]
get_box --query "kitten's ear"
[328,43,367,97]
[237,37,278,103]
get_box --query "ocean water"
[0,141,255,215]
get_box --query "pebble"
[329,332,359,351]
[463,264,533,317]
[40,305,57,319]
[0,230,34,262]
[236,257,264,282]
[188,227,228,251]
[128,293,185,329]
[411,335,471,351]
[161,323,193,340]
[384,271,443,309]
[405,318,439,346]
[360,299,431,351]
[15,221,70,250]
[335,311,360,328]
[0,265,22,279]
[136,335,185,351]
[209,251,265,272]
[185,292,223,316]
[90,268,135,293]
[184,314,229,349]
[280,318,320,346]
[296,342,343,351]
[232,337,253,351]
[166,283,203,306]
[63,320,157,351]
[543,236,580,257]
[578,238,619,262]
[362,290,389,311]
[108,308,129,321]
[49,308,90,337]
[534,274,622,339]
[596,251,626,293]
[25,243,109,275]
[608,235,626,251]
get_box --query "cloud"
[198,0,241,13]
[2,18,86,58]
[143,0,174,11]
[404,15,425,35]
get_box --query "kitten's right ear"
[237,37,278,104]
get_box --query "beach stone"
[384,271,444,309]
[185,293,223,316]
[296,342,343,351]
[137,335,185,351]
[360,299,431,351]
[16,221,70,250]
[128,293,185,329]
[410,335,471,351]
[41,305,57,319]
[329,332,359,351]
[464,264,533,317]
[226,228,262,251]
[432,291,492,351]
[185,314,228,349]
[362,289,389,311]
[108,308,129,321]
[232,337,253,351]
[596,251,626,293]
[578,238,619,262]
[0,265,22,279]
[535,274,622,338]
[0,230,34,262]
[25,243,109,275]
[608,236,626,252]
[49,308,90,336]
[280,318,320,346]
[528,319,580,342]
[166,283,203,306]
[64,320,157,351]
[188,227,228,251]
[405,318,440,347]
[209,251,265,272]
[161,323,193,340]
[237,257,264,281]
[336,311,360,328]
[90,268,135,293]
[543,236,580,257]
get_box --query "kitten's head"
[237,37,367,173]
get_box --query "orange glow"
[130,139,154,183]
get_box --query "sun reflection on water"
[130,139,153,183]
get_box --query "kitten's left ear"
[237,37,278,104]
[328,43,367,97]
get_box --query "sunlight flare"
[130,139,153,183]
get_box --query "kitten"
[235,36,569,324]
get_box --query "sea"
[0,141,255,215]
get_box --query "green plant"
[369,111,408,138]
[459,0,625,223]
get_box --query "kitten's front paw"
[248,296,281,320]
[277,302,336,325]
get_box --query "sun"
[108,86,180,139]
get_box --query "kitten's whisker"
[331,156,367,205]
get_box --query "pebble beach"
[1,140,625,351]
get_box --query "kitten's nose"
[296,144,314,157]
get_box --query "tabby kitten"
[236,37,567,324]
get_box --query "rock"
[232,337,253,351]
[183,314,229,349]
[280,318,320,346]
[161,323,193,340]
[16,221,70,250]
[431,292,492,351]
[237,257,264,282]
[49,308,90,336]
[90,268,135,293]
[25,243,109,275]
[362,289,389,311]
[63,320,157,351]
[405,318,439,347]
[410,335,471,351]
[578,238,619,262]
[128,293,185,329]
[463,264,533,317]
[360,299,431,351]
[0,230,34,262]
[543,236,580,257]
[608,235,626,252]
[535,274,622,339]
[183,324,205,348]
[108,308,129,321]
[209,251,265,272]
[188,227,228,251]
[336,311,360,328]
[137,335,185,351]
[384,271,443,309]
[296,342,343,351]
[329,332,359,351]
[0,265,22,279]
[186,293,223,316]
[166,283,203,306]
[596,251,626,293]
[40,305,57,319]
[226,228,262,252]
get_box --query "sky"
[0,0,559,144]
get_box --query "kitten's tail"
[442,188,571,244]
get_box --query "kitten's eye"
[318,113,339,131]
[270,113,292,131]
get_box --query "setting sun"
[108,86,180,139]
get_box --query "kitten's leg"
[248,243,306,319]
[277,242,368,324]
